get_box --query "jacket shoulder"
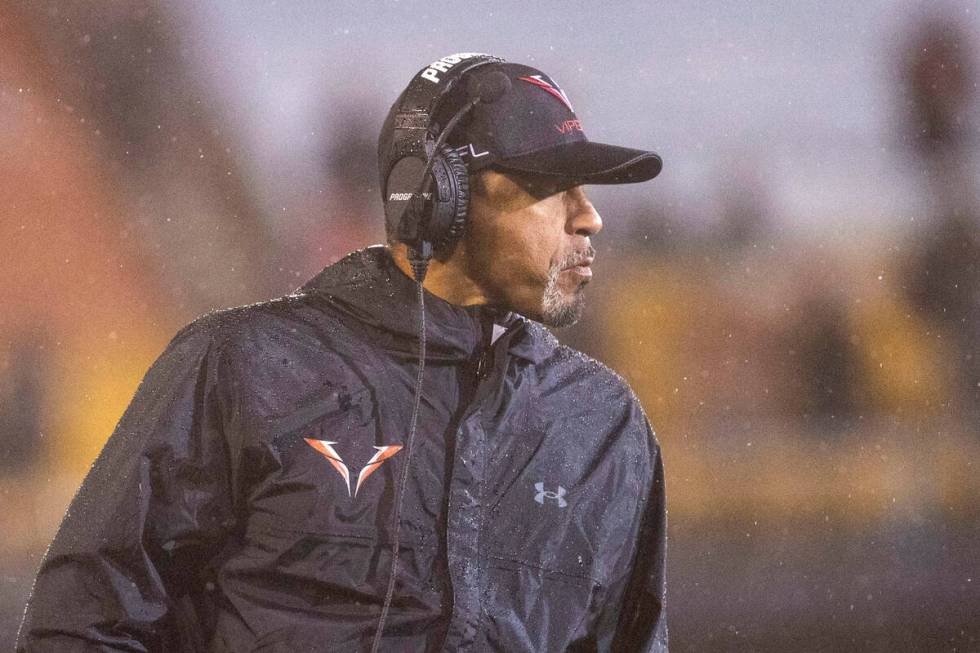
[540,335,645,411]
[172,291,335,350]
[530,338,662,492]
[526,326,659,439]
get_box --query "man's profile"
[18,53,667,652]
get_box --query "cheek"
[465,192,566,297]
[493,225,557,285]
[496,208,563,274]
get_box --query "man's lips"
[562,255,594,270]
[561,257,594,280]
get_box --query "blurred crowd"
[2,2,979,651]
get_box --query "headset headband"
[390,53,504,160]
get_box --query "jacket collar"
[299,245,554,364]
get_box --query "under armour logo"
[304,439,402,498]
[534,482,568,508]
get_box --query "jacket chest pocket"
[224,386,447,629]
[482,429,604,574]
[244,385,393,536]
[479,554,598,651]
[475,428,618,650]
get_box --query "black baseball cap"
[379,57,662,190]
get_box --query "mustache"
[557,245,596,270]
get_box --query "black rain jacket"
[18,246,667,652]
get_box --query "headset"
[372,54,511,653]
[382,53,511,277]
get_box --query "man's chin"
[539,289,587,329]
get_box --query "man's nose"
[566,187,603,237]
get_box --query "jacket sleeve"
[17,317,238,652]
[595,420,669,653]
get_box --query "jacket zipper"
[475,347,491,381]
[440,339,498,651]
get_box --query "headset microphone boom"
[408,69,512,272]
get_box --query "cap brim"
[493,140,662,184]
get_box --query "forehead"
[479,169,580,202]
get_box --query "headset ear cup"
[424,145,470,255]
[434,146,470,254]
[384,155,429,246]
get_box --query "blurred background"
[2,0,979,650]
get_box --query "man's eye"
[505,171,569,200]
[524,179,561,199]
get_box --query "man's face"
[460,170,602,328]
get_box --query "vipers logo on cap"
[518,74,574,112]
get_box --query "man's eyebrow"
[510,173,571,198]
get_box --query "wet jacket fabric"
[18,246,667,652]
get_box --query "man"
[19,53,667,652]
